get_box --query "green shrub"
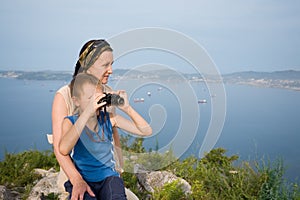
[257,158,299,200]
[0,150,59,188]
[153,180,190,200]
[120,136,300,200]
[3,139,299,200]
[43,192,60,200]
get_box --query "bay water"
[0,77,299,182]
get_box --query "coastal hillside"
[222,70,300,91]
[1,69,300,91]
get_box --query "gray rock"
[27,168,68,200]
[0,185,21,200]
[3,164,190,200]
[134,164,191,195]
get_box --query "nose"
[107,65,113,74]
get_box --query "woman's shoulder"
[54,84,75,116]
[57,84,70,94]
[55,84,72,103]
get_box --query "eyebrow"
[104,61,113,67]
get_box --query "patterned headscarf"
[78,40,112,72]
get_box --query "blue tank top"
[67,111,119,182]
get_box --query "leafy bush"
[1,138,299,200]
[153,180,189,200]
[120,135,177,172]
[0,150,59,188]
[121,136,300,200]
[257,158,300,200]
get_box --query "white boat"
[134,98,145,103]
[198,99,207,104]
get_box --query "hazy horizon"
[1,67,299,74]
[1,1,300,74]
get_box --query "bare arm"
[112,105,152,136]
[111,90,152,136]
[108,106,124,173]
[112,128,124,173]
[52,93,83,182]
[52,92,95,198]
[59,109,90,156]
[58,93,106,155]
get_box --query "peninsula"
[1,69,300,91]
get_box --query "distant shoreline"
[1,69,300,91]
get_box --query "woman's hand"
[110,89,152,136]
[115,90,130,112]
[71,178,95,200]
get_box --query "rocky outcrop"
[27,168,68,200]
[1,165,191,200]
[0,185,21,200]
[134,164,191,195]
[0,168,68,200]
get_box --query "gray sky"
[1,0,300,74]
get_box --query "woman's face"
[87,50,113,84]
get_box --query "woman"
[59,73,151,199]
[52,39,126,199]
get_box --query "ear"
[72,96,80,107]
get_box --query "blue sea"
[0,77,299,182]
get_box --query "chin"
[102,77,109,84]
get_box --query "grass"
[0,143,299,200]
[0,150,59,199]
